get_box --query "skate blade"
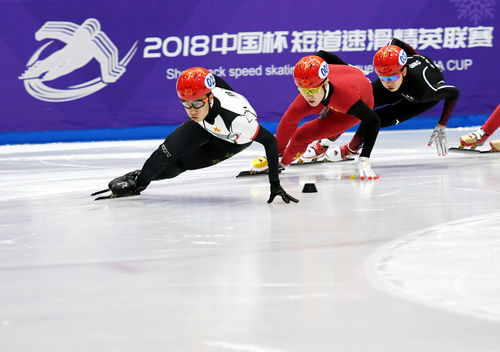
[237,170,267,177]
[94,193,140,201]
[449,147,492,154]
[91,189,109,196]
[236,167,284,178]
[290,157,354,166]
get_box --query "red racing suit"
[276,64,379,165]
[482,104,500,135]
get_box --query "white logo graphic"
[204,73,216,89]
[398,50,408,66]
[19,18,138,102]
[318,61,329,79]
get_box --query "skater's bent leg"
[282,113,358,165]
[136,121,210,187]
[154,138,249,180]
[483,104,500,135]
[178,138,249,171]
[490,139,500,152]
[275,95,318,154]
[376,101,439,128]
[461,105,500,147]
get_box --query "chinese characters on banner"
[143,26,494,58]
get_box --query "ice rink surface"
[0,128,499,352]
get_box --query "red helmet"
[293,56,329,88]
[373,45,408,76]
[176,67,216,100]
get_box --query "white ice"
[0,128,499,352]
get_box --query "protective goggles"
[297,81,326,95]
[181,96,209,109]
[379,73,402,82]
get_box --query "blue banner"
[0,0,498,143]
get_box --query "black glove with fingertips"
[267,181,299,204]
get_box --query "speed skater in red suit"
[303,38,460,162]
[275,55,381,180]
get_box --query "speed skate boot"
[238,156,286,177]
[250,156,269,172]
[294,142,328,164]
[318,137,338,148]
[490,139,500,152]
[325,144,358,162]
[460,128,489,149]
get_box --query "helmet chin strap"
[208,93,214,108]
[322,81,330,101]
[321,83,330,100]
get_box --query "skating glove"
[268,181,299,204]
[353,157,379,180]
[108,170,144,196]
[428,125,448,156]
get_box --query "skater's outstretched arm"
[346,100,381,180]
[424,82,460,156]
[421,84,460,127]
[346,100,381,159]
[253,126,299,204]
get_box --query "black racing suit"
[316,38,460,149]
[135,76,281,190]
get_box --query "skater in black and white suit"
[106,67,297,204]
